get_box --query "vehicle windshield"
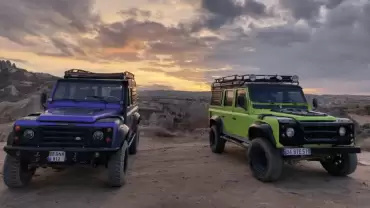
[249,84,307,104]
[52,80,123,103]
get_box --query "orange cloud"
[103,40,147,54]
[303,88,322,94]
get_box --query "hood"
[37,107,120,123]
[257,108,336,121]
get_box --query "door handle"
[232,117,236,120]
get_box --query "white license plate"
[283,148,311,156]
[48,151,66,162]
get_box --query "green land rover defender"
[208,74,361,182]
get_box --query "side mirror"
[237,95,246,108]
[40,92,47,110]
[312,98,318,109]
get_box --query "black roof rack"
[211,74,299,90]
[64,69,134,80]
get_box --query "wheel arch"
[116,124,130,148]
[248,122,276,146]
[209,115,224,134]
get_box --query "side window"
[131,88,137,105]
[127,88,133,106]
[211,90,222,105]
[223,90,234,106]
[236,89,246,108]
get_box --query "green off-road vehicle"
[208,74,361,182]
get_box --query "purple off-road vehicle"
[2,69,140,188]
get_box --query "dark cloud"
[279,0,323,21]
[0,0,99,44]
[325,0,346,9]
[190,0,270,31]
[255,25,312,46]
[279,0,346,24]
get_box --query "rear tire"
[3,155,35,188]
[107,142,129,187]
[129,128,139,155]
[209,125,225,154]
[320,153,357,176]
[247,138,283,182]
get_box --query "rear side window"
[131,88,138,105]
[211,90,222,105]
[224,90,234,106]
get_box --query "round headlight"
[286,128,295,138]
[339,127,346,136]
[93,131,104,140]
[23,129,35,139]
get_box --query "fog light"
[93,131,104,140]
[339,127,346,136]
[23,129,35,139]
[286,128,295,138]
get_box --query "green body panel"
[208,86,354,149]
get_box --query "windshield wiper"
[85,95,109,104]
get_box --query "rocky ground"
[0,135,370,208]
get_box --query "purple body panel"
[36,101,122,123]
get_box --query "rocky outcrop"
[0,60,57,102]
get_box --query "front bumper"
[309,146,361,154]
[281,146,361,156]
[3,145,120,165]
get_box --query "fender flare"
[209,115,224,134]
[248,122,276,146]
[116,124,130,147]
[133,112,141,125]
[6,132,14,146]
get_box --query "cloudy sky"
[1,0,370,94]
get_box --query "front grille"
[39,126,89,147]
[279,121,353,146]
[301,124,339,140]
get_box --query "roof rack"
[64,69,134,80]
[211,74,299,90]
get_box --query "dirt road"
[0,136,370,208]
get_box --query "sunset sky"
[1,0,370,94]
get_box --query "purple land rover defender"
[2,69,140,188]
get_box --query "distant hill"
[0,60,57,102]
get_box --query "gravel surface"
[0,137,370,208]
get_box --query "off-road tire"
[320,153,357,176]
[107,142,129,187]
[3,155,35,188]
[247,138,283,182]
[209,125,225,154]
[129,128,139,155]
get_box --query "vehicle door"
[231,88,254,140]
[220,89,236,135]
